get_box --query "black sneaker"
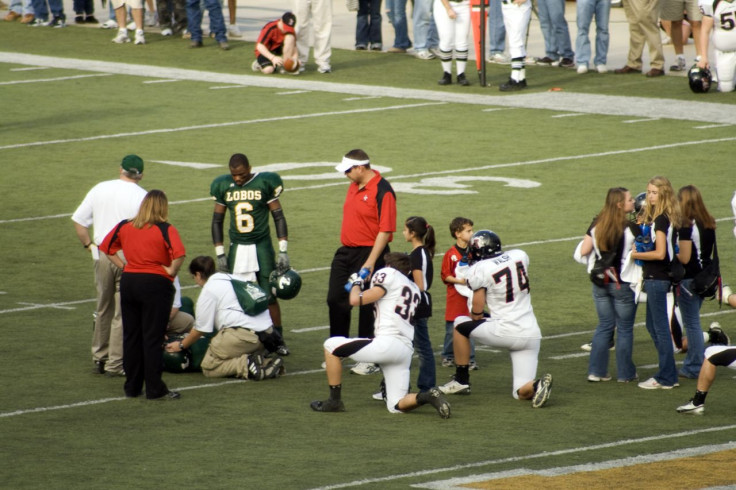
[708,322,730,345]
[263,357,284,379]
[369,43,382,51]
[355,44,367,50]
[457,73,470,86]
[310,398,346,412]
[438,72,452,85]
[149,391,181,401]
[499,78,527,92]
[93,360,106,374]
[559,57,575,68]
[535,56,557,65]
[74,15,84,23]
[246,354,264,380]
[47,16,65,27]
[276,343,290,356]
[418,387,452,419]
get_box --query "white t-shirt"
[465,249,541,339]
[194,273,273,334]
[71,179,147,245]
[370,267,421,348]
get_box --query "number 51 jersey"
[466,249,541,339]
[370,267,421,348]
[210,172,284,244]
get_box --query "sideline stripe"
[413,442,736,489]
[4,52,736,124]
[0,73,112,85]
[308,425,736,489]
[0,102,444,151]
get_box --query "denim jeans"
[386,0,411,48]
[413,317,436,392]
[537,0,574,59]
[32,0,64,20]
[442,320,475,362]
[643,279,679,386]
[678,279,705,378]
[187,0,227,43]
[488,0,506,55]
[356,0,382,46]
[575,0,610,66]
[412,0,439,50]
[588,283,637,381]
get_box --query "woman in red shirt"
[100,190,186,400]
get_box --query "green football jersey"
[210,172,284,244]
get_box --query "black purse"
[692,238,720,298]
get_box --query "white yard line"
[2,53,736,123]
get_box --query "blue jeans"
[356,0,383,46]
[386,0,411,48]
[442,320,475,362]
[488,0,506,55]
[32,0,64,20]
[643,279,679,386]
[412,0,438,50]
[413,317,436,392]
[588,283,637,381]
[678,279,705,378]
[187,0,226,43]
[575,0,610,66]
[537,0,574,59]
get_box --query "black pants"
[326,245,388,338]
[120,273,174,399]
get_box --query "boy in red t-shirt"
[252,11,299,74]
[440,217,476,368]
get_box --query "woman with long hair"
[631,176,681,390]
[579,187,638,382]
[404,216,437,392]
[676,185,717,379]
[100,189,186,400]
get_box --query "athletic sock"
[693,390,708,406]
[329,384,342,401]
[455,365,470,385]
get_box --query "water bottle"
[344,267,370,292]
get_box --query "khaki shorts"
[111,0,144,9]
[659,0,701,22]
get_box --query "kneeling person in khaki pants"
[165,256,284,380]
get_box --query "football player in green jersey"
[210,153,291,355]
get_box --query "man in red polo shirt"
[327,149,397,375]
[252,11,299,74]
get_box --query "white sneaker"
[145,10,156,26]
[441,358,454,368]
[638,377,679,390]
[228,23,241,37]
[126,21,135,30]
[468,360,479,371]
[719,285,732,304]
[251,60,261,72]
[676,399,705,414]
[350,362,380,375]
[317,64,331,74]
[532,373,553,408]
[670,55,686,72]
[100,18,118,29]
[580,342,592,352]
[414,49,435,60]
[487,53,510,64]
[429,47,442,58]
[371,389,384,401]
[161,27,172,36]
[596,64,608,73]
[577,65,588,74]
[438,378,471,395]
[134,29,145,44]
[587,374,612,382]
[112,30,130,43]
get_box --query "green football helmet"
[269,268,302,300]
[162,334,191,373]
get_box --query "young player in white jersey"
[698,0,736,91]
[439,230,553,408]
[311,252,451,418]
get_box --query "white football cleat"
[532,373,552,408]
[350,362,380,375]
[676,399,704,414]
[438,378,471,395]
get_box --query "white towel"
[232,244,259,283]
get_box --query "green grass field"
[2,24,736,489]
